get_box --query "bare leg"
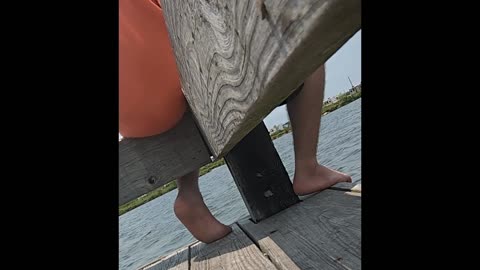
[174,170,232,243]
[287,65,351,196]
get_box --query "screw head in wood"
[147,176,157,185]
[264,190,274,197]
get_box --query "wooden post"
[224,121,299,223]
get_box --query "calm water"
[119,98,361,270]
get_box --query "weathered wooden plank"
[141,245,190,270]
[239,189,361,270]
[160,0,361,157]
[296,182,361,201]
[344,183,361,196]
[330,181,361,192]
[345,190,360,197]
[190,224,277,270]
[224,121,299,222]
[119,111,211,205]
[352,183,361,192]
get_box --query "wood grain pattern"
[140,245,190,270]
[160,0,361,157]
[239,189,361,270]
[190,224,277,270]
[119,111,211,205]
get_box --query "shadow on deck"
[141,185,361,270]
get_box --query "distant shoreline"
[119,158,226,215]
[119,88,361,216]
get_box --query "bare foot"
[293,163,352,196]
[174,193,232,244]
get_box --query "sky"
[119,30,361,139]
[263,30,361,129]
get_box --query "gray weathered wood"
[190,223,277,270]
[352,183,361,192]
[160,0,361,157]
[141,245,190,270]
[298,182,361,201]
[119,111,211,205]
[224,121,299,222]
[239,189,361,270]
[330,181,361,192]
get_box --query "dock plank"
[190,224,277,270]
[330,182,361,192]
[119,110,211,206]
[352,183,361,192]
[141,245,190,270]
[239,189,360,270]
[297,182,361,201]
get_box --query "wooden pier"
[119,0,361,269]
[140,185,360,270]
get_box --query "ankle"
[176,185,201,199]
[174,193,200,216]
[294,158,318,177]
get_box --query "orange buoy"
[119,0,186,138]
